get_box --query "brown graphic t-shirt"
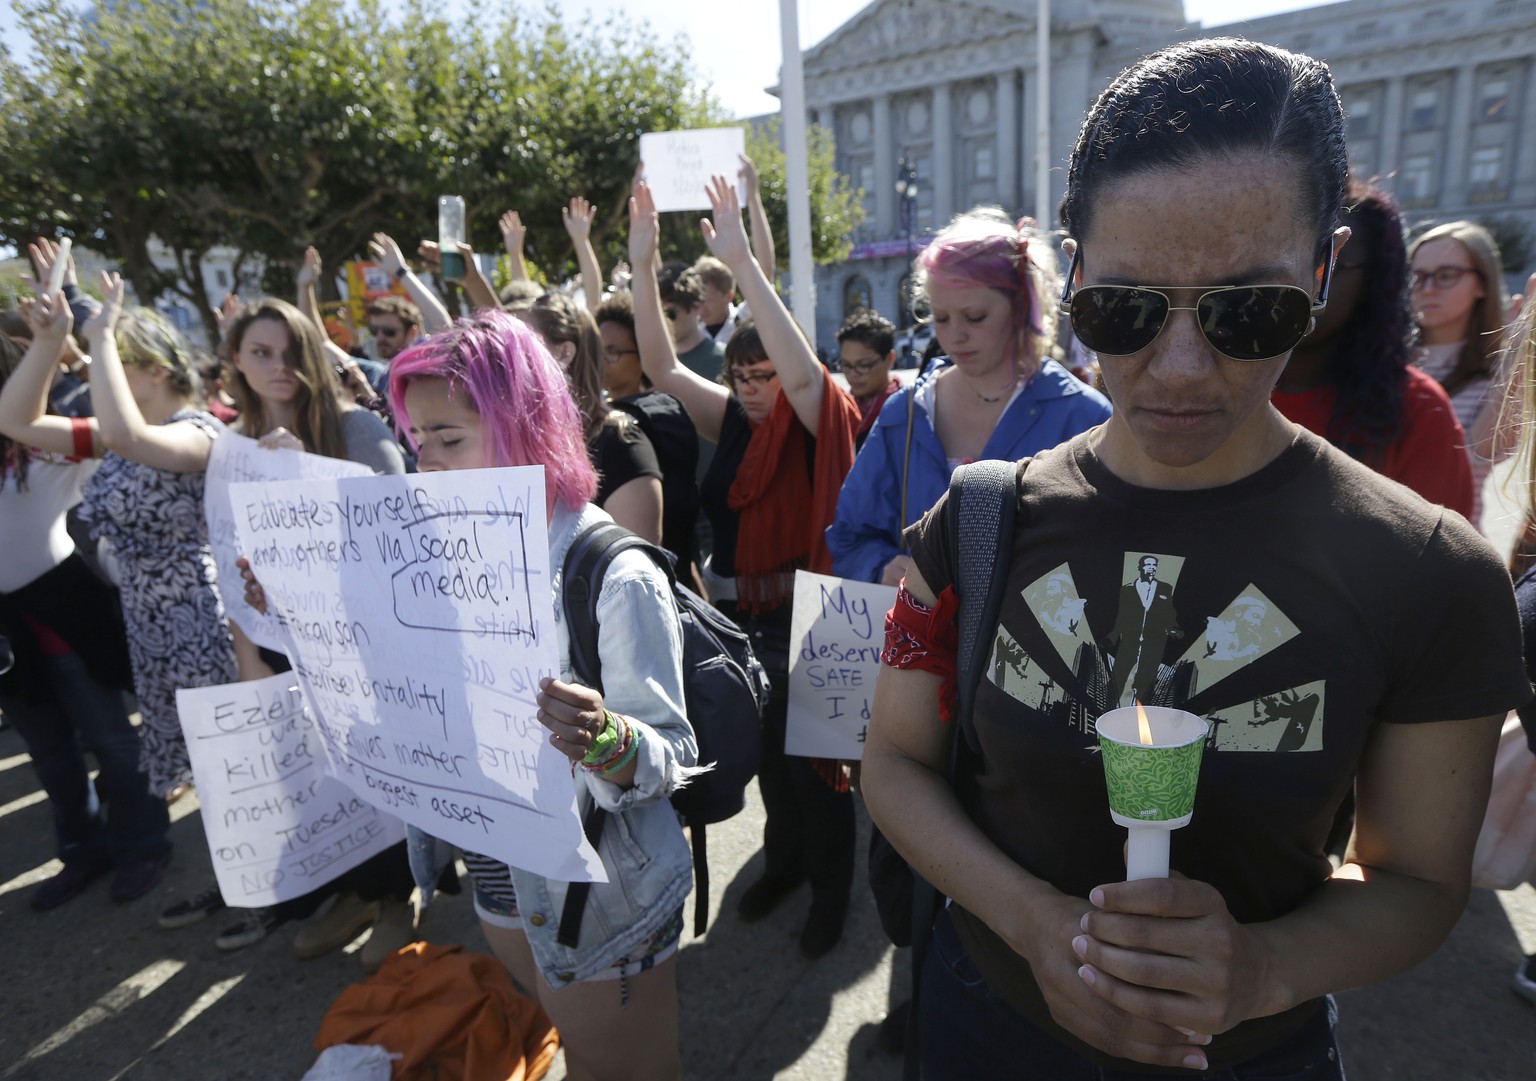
[906,427,1528,1071]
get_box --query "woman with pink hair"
[389,310,696,1081]
[827,208,1112,587]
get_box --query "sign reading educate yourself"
[639,127,747,213]
[229,466,604,883]
[177,672,405,906]
[786,571,897,760]
[205,432,372,653]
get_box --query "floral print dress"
[77,410,237,797]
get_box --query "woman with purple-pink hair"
[827,208,1112,588]
[389,309,696,1081]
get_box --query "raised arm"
[701,175,824,433]
[78,273,214,472]
[562,196,605,314]
[863,564,1210,1070]
[739,155,777,285]
[421,238,499,313]
[498,210,530,284]
[0,293,103,457]
[296,246,323,329]
[628,181,730,441]
[368,233,450,333]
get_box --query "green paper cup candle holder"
[1095,704,1209,881]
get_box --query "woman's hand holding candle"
[1074,876,1280,1039]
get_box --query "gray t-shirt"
[341,408,406,475]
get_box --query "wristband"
[69,417,94,460]
[582,710,619,765]
[394,265,409,281]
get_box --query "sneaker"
[1514,955,1536,1005]
[30,858,112,912]
[293,892,379,960]
[110,850,173,903]
[160,885,226,929]
[360,898,417,972]
[736,873,804,923]
[215,907,280,950]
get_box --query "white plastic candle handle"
[46,238,71,296]
[1125,825,1171,881]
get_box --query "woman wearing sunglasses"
[863,38,1527,1079]
[827,209,1111,587]
[630,176,864,959]
[1407,221,1510,529]
[1272,181,1474,517]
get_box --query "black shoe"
[736,874,803,922]
[160,885,226,929]
[798,897,848,960]
[215,908,281,951]
[110,850,172,903]
[31,858,111,911]
[1515,954,1536,1005]
[877,999,911,1054]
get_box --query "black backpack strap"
[903,458,1024,1079]
[556,521,654,949]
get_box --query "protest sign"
[177,673,405,906]
[229,467,604,883]
[205,432,372,654]
[786,571,896,760]
[639,127,747,213]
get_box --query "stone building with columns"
[801,0,1536,350]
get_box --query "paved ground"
[1,464,1533,1080]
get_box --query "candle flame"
[1136,701,1155,746]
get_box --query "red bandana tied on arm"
[728,366,860,614]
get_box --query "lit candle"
[1095,704,1208,880]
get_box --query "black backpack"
[556,521,771,944]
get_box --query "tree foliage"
[0,0,862,340]
[745,117,862,271]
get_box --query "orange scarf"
[728,367,860,613]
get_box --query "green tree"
[745,116,864,271]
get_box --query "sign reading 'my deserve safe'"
[786,571,896,760]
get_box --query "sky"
[3,1,1342,118]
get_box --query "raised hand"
[21,292,72,341]
[699,174,752,271]
[416,239,444,273]
[27,238,77,293]
[368,232,407,279]
[562,196,595,243]
[80,272,125,346]
[628,182,660,269]
[738,153,762,200]
[498,210,526,260]
[212,292,242,346]
[296,246,322,289]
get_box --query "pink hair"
[388,310,597,515]
[916,212,1048,337]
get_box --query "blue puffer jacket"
[826,358,1111,583]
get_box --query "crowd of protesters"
[2,35,1534,1081]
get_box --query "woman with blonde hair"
[1408,219,1510,525]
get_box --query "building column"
[1442,65,1476,207]
[809,106,823,133]
[1378,76,1405,188]
[873,93,895,237]
[932,81,954,225]
[1515,58,1536,203]
[996,70,1019,214]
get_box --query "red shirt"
[1272,366,1475,520]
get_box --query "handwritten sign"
[639,127,747,212]
[205,432,372,654]
[177,673,405,906]
[786,571,896,760]
[229,467,604,883]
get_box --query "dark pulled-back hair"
[1323,180,1414,461]
[1064,38,1348,264]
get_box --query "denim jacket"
[412,502,697,988]
[825,358,1111,583]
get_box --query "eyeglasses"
[729,370,778,388]
[1409,265,1479,292]
[369,325,400,338]
[1058,246,1331,362]
[839,358,885,376]
[602,346,639,360]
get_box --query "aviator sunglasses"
[1058,246,1332,362]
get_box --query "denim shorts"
[919,907,1347,1081]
